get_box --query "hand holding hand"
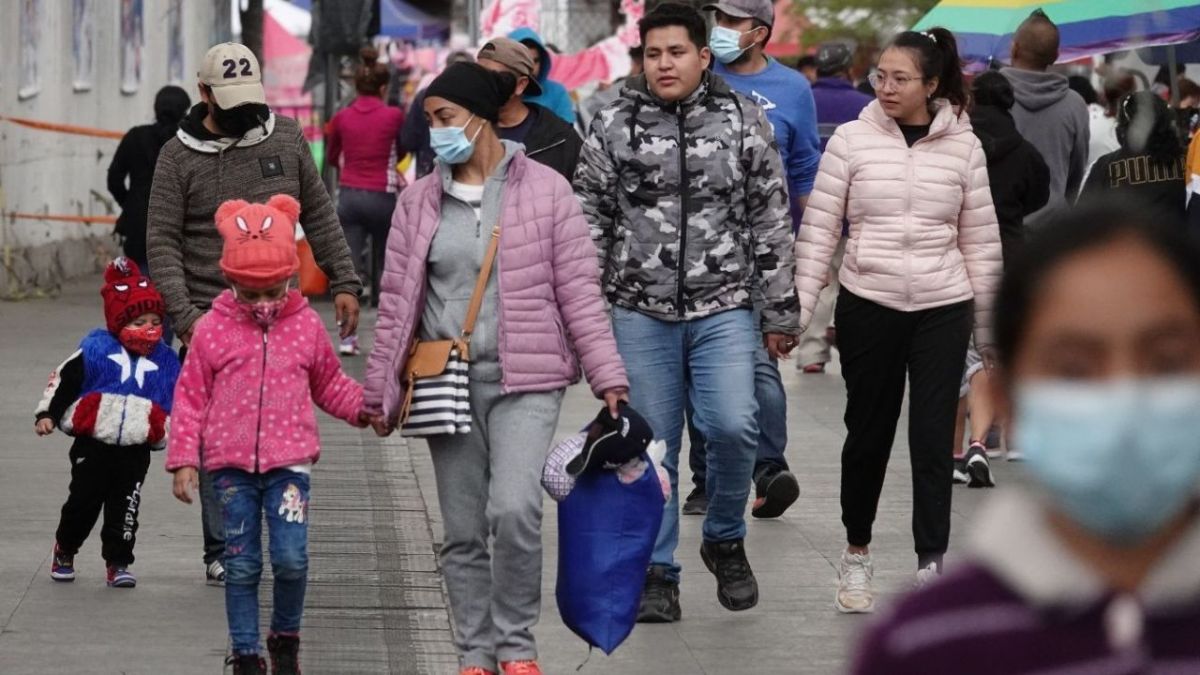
[764,333,798,360]
[603,387,630,418]
[35,418,54,436]
[354,410,378,429]
[370,416,395,437]
[172,467,199,505]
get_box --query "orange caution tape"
[0,115,124,140]
[7,212,117,225]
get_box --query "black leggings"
[835,289,971,567]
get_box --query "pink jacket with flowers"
[166,290,363,473]
[363,150,627,421]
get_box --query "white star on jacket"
[108,350,158,389]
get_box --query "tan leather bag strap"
[461,226,500,341]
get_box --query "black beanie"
[426,62,516,123]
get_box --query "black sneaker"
[267,634,302,675]
[700,539,758,611]
[965,443,995,488]
[226,653,267,675]
[682,486,708,516]
[751,469,799,519]
[635,565,681,623]
[952,459,969,485]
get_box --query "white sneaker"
[915,561,941,589]
[338,335,360,356]
[835,551,875,613]
[1006,448,1025,462]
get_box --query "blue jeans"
[687,346,789,489]
[611,307,759,581]
[213,469,311,655]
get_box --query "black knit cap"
[425,62,515,123]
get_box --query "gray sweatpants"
[426,379,565,671]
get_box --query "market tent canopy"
[913,0,1200,68]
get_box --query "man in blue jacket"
[680,0,819,525]
[509,27,577,125]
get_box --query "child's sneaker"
[225,654,267,675]
[338,335,360,356]
[106,565,136,588]
[267,634,302,675]
[50,544,75,582]
[207,559,227,586]
[459,669,496,675]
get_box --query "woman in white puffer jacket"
[795,27,1003,614]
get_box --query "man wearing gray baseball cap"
[679,0,820,526]
[476,37,582,180]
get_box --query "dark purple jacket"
[811,77,873,152]
[852,491,1200,674]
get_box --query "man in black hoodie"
[970,71,1050,263]
[476,37,582,181]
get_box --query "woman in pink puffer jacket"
[362,63,627,675]
[795,28,1002,614]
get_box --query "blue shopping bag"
[555,453,666,655]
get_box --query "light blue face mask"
[709,25,756,65]
[429,114,482,165]
[1015,377,1200,545]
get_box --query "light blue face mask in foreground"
[430,114,483,165]
[1015,376,1200,545]
[709,25,753,65]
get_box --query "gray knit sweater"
[146,111,361,334]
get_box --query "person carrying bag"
[362,63,629,675]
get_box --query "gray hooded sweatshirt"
[1001,67,1090,221]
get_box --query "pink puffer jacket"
[796,99,1002,345]
[363,151,628,421]
[166,290,364,473]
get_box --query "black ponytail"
[890,27,969,110]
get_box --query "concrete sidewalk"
[0,277,1021,673]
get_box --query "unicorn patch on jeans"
[278,484,307,524]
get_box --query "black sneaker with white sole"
[751,469,800,519]
[965,443,995,488]
[952,459,969,485]
[701,539,758,611]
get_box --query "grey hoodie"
[1001,67,1090,220]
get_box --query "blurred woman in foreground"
[852,201,1200,673]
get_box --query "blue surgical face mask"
[429,114,482,165]
[709,25,754,65]
[1015,377,1200,545]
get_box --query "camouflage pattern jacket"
[575,72,800,334]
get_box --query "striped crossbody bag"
[399,226,500,437]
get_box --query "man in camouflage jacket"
[574,2,799,623]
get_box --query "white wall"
[0,0,224,291]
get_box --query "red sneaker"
[801,363,826,374]
[501,661,542,675]
[459,669,495,675]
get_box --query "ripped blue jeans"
[212,468,310,655]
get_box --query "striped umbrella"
[913,0,1200,68]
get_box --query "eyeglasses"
[868,72,923,91]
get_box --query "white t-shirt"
[447,181,484,222]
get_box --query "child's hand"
[172,467,199,504]
[35,418,54,436]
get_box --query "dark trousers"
[180,344,224,565]
[337,187,396,306]
[836,289,971,566]
[55,437,152,566]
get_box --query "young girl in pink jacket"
[166,194,372,675]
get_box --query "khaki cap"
[477,37,544,96]
[198,42,266,109]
